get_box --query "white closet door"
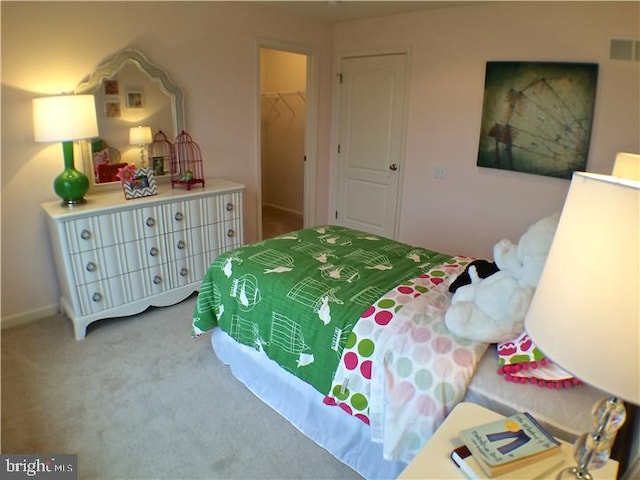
[336,53,408,238]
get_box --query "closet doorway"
[259,46,311,239]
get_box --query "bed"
[192,225,613,479]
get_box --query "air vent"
[610,38,640,61]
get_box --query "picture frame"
[122,167,158,200]
[104,101,121,118]
[151,156,166,177]
[103,80,119,95]
[476,61,598,179]
[126,89,144,108]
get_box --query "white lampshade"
[525,172,639,405]
[33,94,98,142]
[612,152,640,181]
[129,126,152,145]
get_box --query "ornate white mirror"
[75,48,185,190]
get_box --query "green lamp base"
[54,141,89,207]
[54,168,89,207]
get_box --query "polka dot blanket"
[324,257,489,463]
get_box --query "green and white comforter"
[192,225,454,394]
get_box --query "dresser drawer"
[166,230,190,261]
[117,206,165,243]
[64,213,123,254]
[71,244,168,288]
[168,258,197,288]
[162,199,202,233]
[69,250,103,287]
[78,277,127,316]
[221,219,242,251]
[200,192,241,225]
[219,192,242,221]
[122,237,167,272]
[64,218,101,253]
[143,265,171,296]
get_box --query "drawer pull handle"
[177,240,186,250]
[92,292,102,302]
[80,229,91,240]
[226,202,234,211]
[174,212,184,221]
[180,267,188,277]
[86,262,96,272]
[149,247,159,257]
[153,275,162,285]
[227,229,235,238]
[146,217,155,227]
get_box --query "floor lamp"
[525,171,639,479]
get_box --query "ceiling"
[258,1,481,23]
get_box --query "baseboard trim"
[1,304,59,330]
[262,203,303,218]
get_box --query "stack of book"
[450,412,564,479]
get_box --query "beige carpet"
[262,205,303,240]
[1,296,361,480]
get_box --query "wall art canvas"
[477,62,598,179]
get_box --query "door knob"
[389,164,398,171]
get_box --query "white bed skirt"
[212,328,611,479]
[212,327,407,479]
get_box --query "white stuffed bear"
[445,266,534,343]
[494,213,560,289]
[444,213,560,343]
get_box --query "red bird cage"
[148,130,174,179]
[170,130,205,190]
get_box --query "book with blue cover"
[450,443,565,479]
[459,412,562,477]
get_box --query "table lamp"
[129,126,152,168]
[525,171,639,479]
[33,94,99,207]
[612,152,640,181]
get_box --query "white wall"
[334,1,639,259]
[1,1,638,326]
[0,1,334,324]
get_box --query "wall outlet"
[434,165,447,179]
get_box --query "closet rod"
[261,91,304,116]
[261,90,306,96]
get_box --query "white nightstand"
[399,402,618,479]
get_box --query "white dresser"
[42,178,244,339]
